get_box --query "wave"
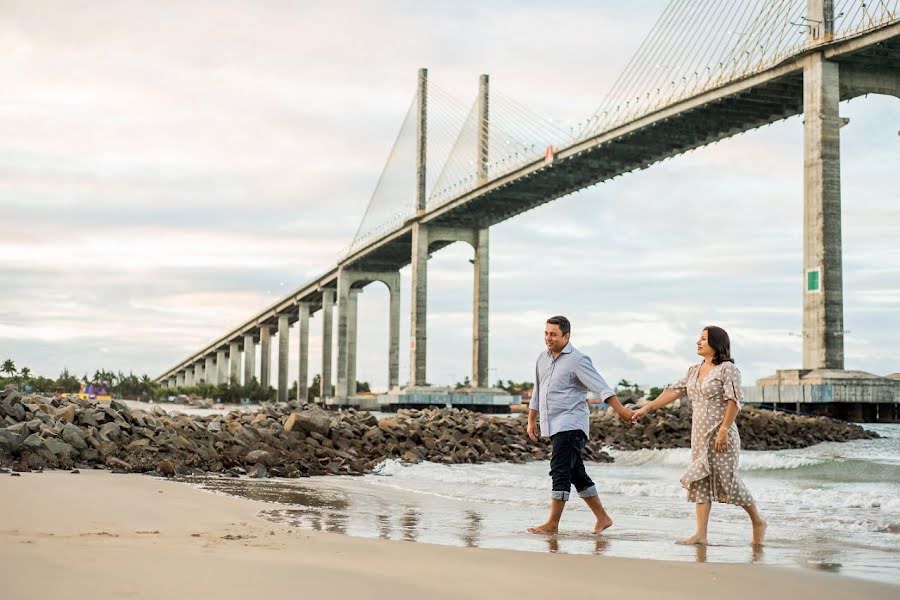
[607,448,824,471]
[370,459,900,515]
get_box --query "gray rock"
[43,436,75,458]
[245,449,274,466]
[247,463,268,478]
[22,433,47,451]
[61,423,88,451]
[105,456,131,471]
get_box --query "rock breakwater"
[0,390,875,478]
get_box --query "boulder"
[245,449,274,466]
[61,423,88,451]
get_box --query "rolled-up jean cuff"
[577,485,598,498]
[551,490,570,501]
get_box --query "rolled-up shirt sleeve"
[575,355,615,401]
[529,362,540,411]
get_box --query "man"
[527,315,633,535]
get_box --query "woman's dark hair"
[547,315,571,335]
[704,325,734,365]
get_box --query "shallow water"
[188,423,900,585]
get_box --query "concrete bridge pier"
[204,355,214,385]
[471,228,489,388]
[277,313,290,402]
[320,288,335,402]
[803,51,844,369]
[228,340,241,385]
[335,270,401,402]
[175,372,184,387]
[193,362,203,386]
[408,226,490,390]
[259,325,272,389]
[216,348,227,385]
[243,333,256,385]
[296,301,311,403]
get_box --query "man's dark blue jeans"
[549,429,598,501]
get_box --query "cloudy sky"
[1,0,897,390]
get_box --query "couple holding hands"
[525,316,766,547]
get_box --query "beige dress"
[668,362,754,507]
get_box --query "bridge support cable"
[577,0,899,143]
[345,73,470,257]
[428,84,574,210]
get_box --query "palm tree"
[1,359,15,378]
[20,367,31,381]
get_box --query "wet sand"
[0,470,894,599]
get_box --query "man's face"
[544,323,569,354]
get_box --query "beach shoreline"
[1,469,894,599]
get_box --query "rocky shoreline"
[0,390,877,478]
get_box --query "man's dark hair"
[704,325,734,365]
[546,315,571,336]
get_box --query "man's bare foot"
[676,534,708,545]
[593,515,614,535]
[752,520,767,546]
[527,523,559,534]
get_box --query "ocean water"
[191,424,900,585]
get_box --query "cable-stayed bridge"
[156,0,900,411]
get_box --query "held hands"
[615,405,635,422]
[714,428,728,452]
[630,405,651,422]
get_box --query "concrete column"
[472,228,490,387]
[243,333,256,385]
[347,289,360,396]
[387,274,401,389]
[259,324,272,390]
[176,372,184,387]
[321,289,335,400]
[803,53,844,370]
[409,223,429,386]
[415,67,428,213]
[194,363,203,386]
[216,348,227,385]
[476,74,490,186]
[277,314,290,403]
[204,355,214,384]
[335,274,352,400]
[184,367,193,387]
[807,1,834,42]
[228,341,241,386]
[297,302,311,403]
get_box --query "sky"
[1,0,898,390]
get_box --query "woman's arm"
[631,387,682,420]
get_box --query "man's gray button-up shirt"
[529,342,615,438]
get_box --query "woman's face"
[696,329,713,359]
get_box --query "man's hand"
[615,405,635,422]
[526,421,538,443]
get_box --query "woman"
[631,326,766,546]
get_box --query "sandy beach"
[0,470,894,599]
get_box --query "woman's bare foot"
[676,533,708,545]
[527,523,559,534]
[752,520,767,546]
[593,515,614,535]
